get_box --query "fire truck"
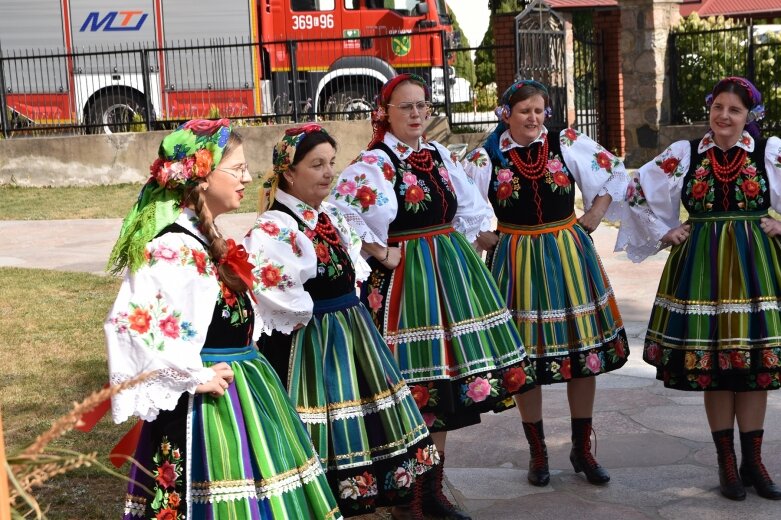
[0,0,469,132]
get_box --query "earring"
[202,184,208,191]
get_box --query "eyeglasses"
[387,101,433,115]
[215,164,250,180]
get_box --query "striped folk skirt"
[644,211,781,391]
[490,214,629,385]
[362,224,536,433]
[123,346,341,520]
[260,293,438,517]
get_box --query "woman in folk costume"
[616,77,781,501]
[105,119,341,519]
[463,80,629,487]
[245,124,439,518]
[329,74,536,520]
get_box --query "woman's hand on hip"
[475,231,499,252]
[760,217,781,237]
[380,246,402,270]
[660,224,691,247]
[195,362,234,397]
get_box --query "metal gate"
[572,16,606,142]
[514,0,567,133]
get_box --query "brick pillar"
[620,0,682,166]
[493,13,518,98]
[594,9,625,157]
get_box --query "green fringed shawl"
[106,181,183,274]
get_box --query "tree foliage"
[672,14,781,131]
[446,4,476,85]
[475,0,532,86]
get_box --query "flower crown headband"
[495,79,552,120]
[149,118,232,189]
[705,76,765,123]
[259,124,330,212]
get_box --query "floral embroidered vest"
[682,139,769,214]
[488,135,576,225]
[156,223,254,347]
[370,142,458,234]
[271,201,356,301]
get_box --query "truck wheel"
[323,89,374,120]
[86,91,147,134]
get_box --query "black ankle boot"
[391,473,426,520]
[570,417,610,485]
[712,429,746,501]
[523,420,550,486]
[421,453,471,520]
[739,429,781,500]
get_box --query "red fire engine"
[0,0,466,131]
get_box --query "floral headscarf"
[483,79,550,167]
[107,118,233,274]
[706,76,765,139]
[368,73,430,149]
[259,124,331,212]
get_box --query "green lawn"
[0,183,261,220]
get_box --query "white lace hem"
[258,309,312,335]
[110,367,207,423]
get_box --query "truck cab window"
[291,0,335,11]
[344,0,358,9]
[365,1,421,14]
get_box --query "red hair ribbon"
[285,123,325,136]
[219,239,256,294]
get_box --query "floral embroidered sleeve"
[763,136,781,212]
[615,140,691,262]
[329,150,398,246]
[461,147,492,205]
[433,142,494,240]
[559,128,628,222]
[323,202,371,283]
[244,211,317,336]
[105,233,221,424]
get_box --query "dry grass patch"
[1,267,128,518]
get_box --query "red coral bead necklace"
[707,147,746,184]
[508,137,549,180]
[314,214,341,246]
[405,149,435,173]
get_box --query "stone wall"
[0,120,373,187]
[620,0,682,166]
[0,117,460,187]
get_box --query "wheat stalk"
[6,371,158,518]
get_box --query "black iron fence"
[1,30,484,137]
[670,23,781,134]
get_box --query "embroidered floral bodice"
[681,137,770,214]
[244,190,369,335]
[272,200,356,300]
[463,127,628,226]
[329,132,494,245]
[370,141,458,233]
[616,132,781,262]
